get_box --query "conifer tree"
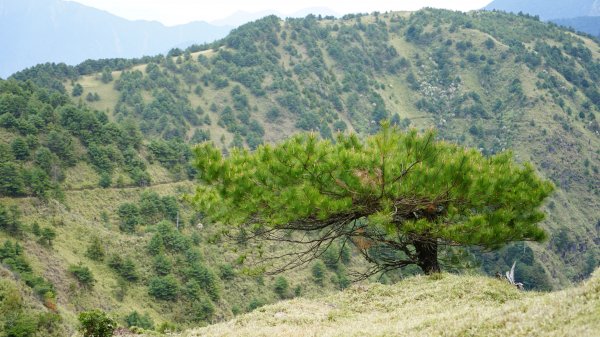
[192,123,553,276]
[85,237,105,261]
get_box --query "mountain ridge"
[0,0,232,78]
[552,16,600,38]
[485,0,600,20]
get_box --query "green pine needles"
[192,123,553,276]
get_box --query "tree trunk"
[414,240,440,274]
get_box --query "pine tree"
[11,138,29,160]
[192,123,553,276]
[85,237,105,261]
[153,254,172,276]
[312,261,326,286]
[0,204,22,235]
[72,83,83,97]
[39,227,56,247]
[101,67,113,83]
[273,276,289,298]
[147,233,165,256]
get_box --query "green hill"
[1,180,354,335]
[181,269,600,337]
[15,8,598,285]
[1,8,599,336]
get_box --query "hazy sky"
[66,0,494,26]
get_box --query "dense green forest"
[1,8,599,336]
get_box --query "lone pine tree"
[192,123,553,276]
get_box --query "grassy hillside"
[15,9,598,287]
[182,269,600,337]
[1,179,357,335]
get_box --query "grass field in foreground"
[179,269,600,337]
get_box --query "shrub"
[117,258,139,282]
[72,83,83,96]
[101,67,113,83]
[107,254,123,270]
[98,173,111,188]
[147,233,164,255]
[248,298,266,311]
[78,310,116,337]
[191,298,215,322]
[117,203,140,233]
[334,270,351,290]
[219,264,235,281]
[332,120,347,132]
[11,138,30,160]
[107,254,138,282]
[139,191,164,224]
[312,260,326,286]
[4,313,38,337]
[124,311,154,330]
[31,222,40,236]
[148,275,179,301]
[184,263,220,301]
[340,244,351,264]
[274,276,289,298]
[0,204,23,235]
[153,254,172,276]
[85,237,105,261]
[155,221,191,253]
[130,168,150,187]
[69,264,95,288]
[38,227,56,247]
[183,280,202,301]
[157,321,179,334]
[322,246,340,271]
[266,107,281,122]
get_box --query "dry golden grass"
[180,270,600,337]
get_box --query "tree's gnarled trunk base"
[414,240,440,274]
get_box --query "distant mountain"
[0,0,232,78]
[552,16,600,38]
[485,0,600,20]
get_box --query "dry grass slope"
[180,270,600,337]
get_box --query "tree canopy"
[192,124,553,277]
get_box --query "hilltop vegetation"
[1,8,599,335]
